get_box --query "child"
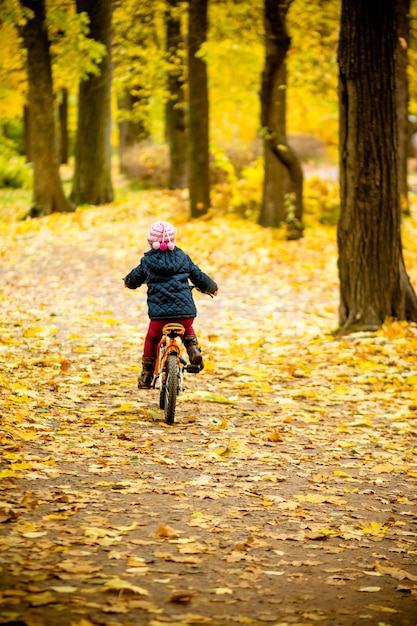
[123,221,218,389]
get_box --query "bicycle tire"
[164,352,178,425]
[159,384,165,410]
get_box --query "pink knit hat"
[147,221,177,251]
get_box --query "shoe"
[184,335,204,370]
[138,357,156,389]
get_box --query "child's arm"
[189,261,218,295]
[123,262,146,289]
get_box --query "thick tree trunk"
[396,0,410,215]
[166,0,187,190]
[337,0,417,334]
[20,0,73,216]
[71,0,114,206]
[260,61,289,228]
[260,0,303,239]
[188,0,210,217]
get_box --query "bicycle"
[152,322,201,425]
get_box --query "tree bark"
[260,0,303,239]
[396,0,411,215]
[260,61,289,228]
[59,88,69,165]
[188,0,210,217]
[337,0,417,334]
[71,0,114,206]
[20,0,73,216]
[166,0,187,189]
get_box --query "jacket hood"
[144,248,186,277]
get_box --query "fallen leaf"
[169,591,194,603]
[102,577,149,595]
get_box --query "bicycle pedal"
[186,364,201,374]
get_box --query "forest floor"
[1,183,417,626]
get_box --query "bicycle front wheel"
[164,352,179,425]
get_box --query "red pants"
[143,318,195,358]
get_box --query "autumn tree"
[19,0,73,216]
[259,0,303,239]
[166,0,187,189]
[71,0,114,206]
[112,0,158,167]
[337,0,417,333]
[188,0,210,217]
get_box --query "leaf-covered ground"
[1,190,417,626]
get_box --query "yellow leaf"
[278,500,299,510]
[195,391,235,404]
[359,522,387,536]
[157,525,182,539]
[374,562,417,581]
[294,494,327,504]
[128,556,147,567]
[334,471,352,478]
[105,317,120,325]
[215,417,228,429]
[154,455,177,465]
[366,604,398,613]
[102,577,149,595]
[0,469,21,479]
[84,527,116,539]
[46,513,72,521]
[112,403,133,413]
[215,447,231,457]
[27,591,56,606]
[265,430,284,442]
[50,586,77,593]
[212,587,234,595]
[371,463,398,473]
[58,561,100,575]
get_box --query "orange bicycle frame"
[154,323,185,377]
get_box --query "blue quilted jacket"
[124,247,218,320]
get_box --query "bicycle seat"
[162,323,186,337]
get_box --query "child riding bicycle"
[123,221,218,389]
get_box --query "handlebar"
[192,286,216,298]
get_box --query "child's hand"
[213,290,218,296]
[122,277,127,287]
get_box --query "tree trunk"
[59,88,69,165]
[71,0,114,206]
[260,0,303,239]
[20,0,73,216]
[166,0,187,189]
[118,90,149,172]
[259,61,289,228]
[396,0,410,215]
[188,0,210,217]
[337,0,417,334]
[23,105,32,163]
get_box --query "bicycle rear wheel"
[164,352,179,424]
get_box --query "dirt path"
[1,197,417,626]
